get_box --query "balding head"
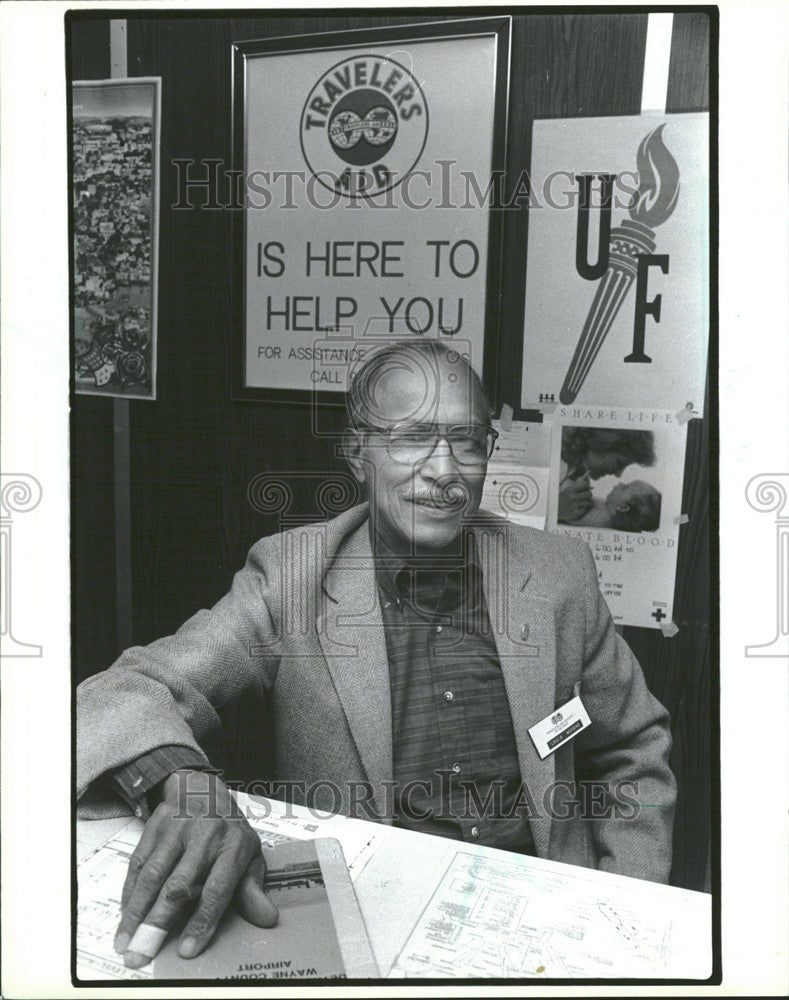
[346,339,492,431]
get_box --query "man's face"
[348,355,489,554]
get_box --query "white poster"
[480,416,552,529]
[547,405,688,630]
[521,113,709,413]
[240,29,503,394]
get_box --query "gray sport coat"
[77,502,676,883]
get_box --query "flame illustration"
[628,125,680,227]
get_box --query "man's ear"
[613,498,632,514]
[342,427,366,483]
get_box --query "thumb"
[235,855,279,928]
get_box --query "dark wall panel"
[667,11,711,113]
[69,20,117,680]
[68,17,110,80]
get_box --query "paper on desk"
[77,821,152,980]
[389,849,712,979]
[77,796,383,981]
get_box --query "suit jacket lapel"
[472,519,557,858]
[318,518,394,821]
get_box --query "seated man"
[77,339,676,969]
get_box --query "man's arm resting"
[77,534,284,813]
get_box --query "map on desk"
[153,839,378,980]
[389,850,712,979]
[76,801,382,981]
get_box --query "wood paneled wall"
[69,10,713,891]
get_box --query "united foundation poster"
[236,24,507,397]
[72,79,160,399]
[520,113,709,413]
[547,406,688,630]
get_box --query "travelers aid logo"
[301,54,428,199]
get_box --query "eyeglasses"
[357,422,499,466]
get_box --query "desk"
[78,794,712,980]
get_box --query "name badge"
[528,694,591,760]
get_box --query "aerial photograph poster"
[72,78,160,399]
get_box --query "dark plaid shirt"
[376,535,535,855]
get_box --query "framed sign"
[232,17,511,405]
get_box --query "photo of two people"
[557,426,662,533]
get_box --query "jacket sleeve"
[76,536,283,818]
[572,540,677,884]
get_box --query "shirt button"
[443,690,454,702]
[451,762,462,773]
[134,805,143,818]
[435,625,443,633]
[471,826,480,839]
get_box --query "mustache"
[402,484,470,507]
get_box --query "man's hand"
[114,769,278,968]
[558,476,593,523]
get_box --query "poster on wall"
[547,405,688,630]
[233,19,510,404]
[479,414,552,530]
[72,78,160,399]
[520,113,709,414]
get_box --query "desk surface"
[77,794,712,981]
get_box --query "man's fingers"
[115,834,183,958]
[235,855,279,929]
[121,923,170,969]
[177,847,245,958]
[121,840,217,967]
[120,807,168,912]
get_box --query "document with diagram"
[389,849,711,979]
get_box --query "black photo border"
[65,5,721,990]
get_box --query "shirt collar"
[370,522,482,614]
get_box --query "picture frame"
[71,77,161,400]
[231,16,511,406]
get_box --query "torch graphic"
[559,125,681,405]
